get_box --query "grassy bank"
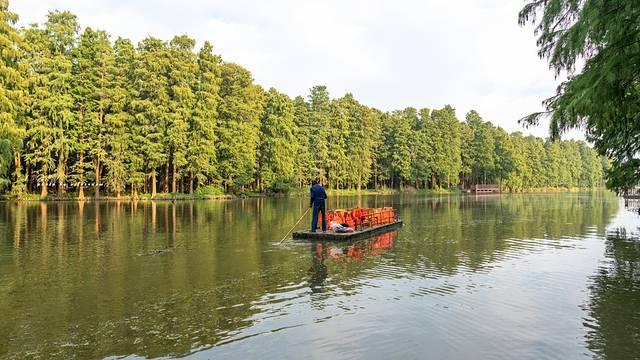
[0,193,235,201]
[0,186,606,201]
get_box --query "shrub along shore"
[0,186,607,202]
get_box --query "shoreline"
[0,187,609,202]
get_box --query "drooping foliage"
[519,0,640,193]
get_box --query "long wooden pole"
[279,207,311,244]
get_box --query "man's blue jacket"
[310,184,327,207]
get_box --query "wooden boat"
[293,220,403,241]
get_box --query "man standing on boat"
[310,178,328,232]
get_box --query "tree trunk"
[13,153,24,196]
[78,185,85,200]
[189,172,194,196]
[172,162,177,193]
[151,170,157,198]
[164,160,170,193]
[94,159,100,199]
[41,174,48,198]
[357,174,362,193]
[26,162,31,193]
[57,153,65,197]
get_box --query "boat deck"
[292,220,403,241]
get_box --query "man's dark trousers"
[311,203,326,232]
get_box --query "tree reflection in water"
[586,226,640,358]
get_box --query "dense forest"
[0,3,607,198]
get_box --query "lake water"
[0,193,638,359]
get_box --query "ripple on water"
[1,193,635,359]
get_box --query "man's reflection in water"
[309,242,329,292]
[307,232,398,292]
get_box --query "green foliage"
[0,139,11,190]
[23,10,78,197]
[493,127,515,186]
[167,35,197,193]
[217,62,264,191]
[519,0,640,192]
[343,94,380,191]
[0,0,25,192]
[466,110,495,184]
[0,2,610,197]
[429,105,462,188]
[105,37,136,196]
[327,96,350,189]
[389,108,414,187]
[132,36,170,196]
[258,88,298,192]
[71,27,114,198]
[193,185,225,196]
[307,85,331,183]
[292,96,313,187]
[186,41,220,194]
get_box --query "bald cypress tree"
[307,86,331,182]
[430,105,461,188]
[167,35,196,193]
[258,88,298,192]
[132,37,169,197]
[374,112,395,187]
[504,132,529,191]
[23,11,78,198]
[292,96,313,188]
[71,27,113,199]
[342,94,378,192]
[410,108,434,189]
[328,98,349,189]
[458,121,474,189]
[388,109,414,188]
[186,41,220,195]
[0,0,26,194]
[492,127,515,189]
[105,37,137,197]
[466,110,494,184]
[217,63,264,191]
[524,135,547,188]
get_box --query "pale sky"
[12,0,583,139]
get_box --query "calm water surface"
[1,193,639,359]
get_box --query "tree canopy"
[519,0,640,193]
[0,1,609,198]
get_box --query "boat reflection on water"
[308,231,398,292]
[315,230,398,261]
